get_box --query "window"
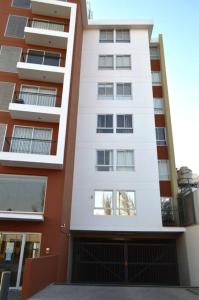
[98,83,114,99]
[0,124,7,151]
[116,83,132,99]
[5,15,27,38]
[154,98,164,114]
[0,175,46,213]
[10,126,52,155]
[97,115,113,133]
[156,127,166,145]
[99,30,114,42]
[152,72,161,85]
[116,55,131,69]
[0,82,15,111]
[116,30,130,42]
[12,0,31,8]
[26,50,60,66]
[116,115,133,133]
[150,46,160,59]
[96,150,113,171]
[116,191,136,216]
[158,160,170,180]
[98,55,114,70]
[94,191,113,216]
[117,150,134,171]
[18,85,56,107]
[0,46,22,73]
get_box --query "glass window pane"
[117,84,123,96]
[158,160,170,180]
[116,191,136,216]
[11,126,32,153]
[97,150,104,165]
[0,175,46,212]
[117,150,134,171]
[150,47,160,58]
[27,50,43,64]
[5,15,27,38]
[31,128,51,154]
[100,30,113,42]
[12,0,31,8]
[117,115,124,127]
[43,52,60,66]
[97,150,113,171]
[125,115,132,128]
[156,127,166,145]
[94,191,113,215]
[124,83,131,95]
[154,98,164,114]
[106,115,113,127]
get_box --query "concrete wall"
[71,29,163,231]
[184,225,199,286]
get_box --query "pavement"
[30,285,199,300]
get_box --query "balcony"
[0,135,62,169]
[31,0,71,19]
[25,19,68,49]
[17,51,65,83]
[9,91,61,123]
[161,208,181,227]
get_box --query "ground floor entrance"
[72,238,179,285]
[0,232,41,288]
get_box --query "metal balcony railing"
[20,52,65,67]
[161,208,179,226]
[27,19,66,32]
[13,91,61,107]
[4,137,57,155]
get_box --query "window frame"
[116,55,131,70]
[97,82,114,100]
[10,125,53,155]
[19,84,57,107]
[116,83,132,99]
[116,190,136,216]
[116,114,133,133]
[94,190,113,216]
[116,149,135,171]
[0,174,47,214]
[152,71,162,85]
[11,0,31,9]
[156,127,167,146]
[97,114,114,133]
[96,149,114,171]
[150,46,160,59]
[158,160,170,180]
[0,82,16,112]
[154,98,164,114]
[116,30,130,43]
[99,30,114,43]
[5,14,28,39]
[26,49,61,66]
[98,55,114,70]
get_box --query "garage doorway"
[72,238,179,285]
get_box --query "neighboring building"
[0,0,197,293]
[0,0,84,289]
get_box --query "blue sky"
[89,0,199,174]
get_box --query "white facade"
[70,27,179,232]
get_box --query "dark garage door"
[72,238,179,285]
